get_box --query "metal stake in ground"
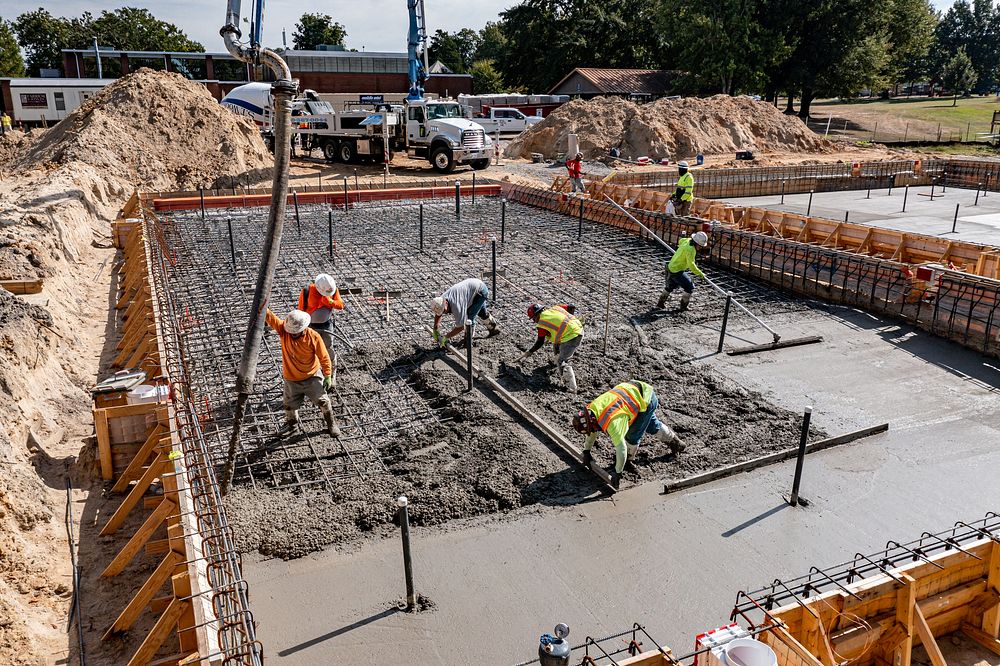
[578,197,584,240]
[491,238,497,302]
[455,180,461,220]
[227,217,237,269]
[952,203,960,234]
[465,320,474,391]
[780,180,786,205]
[843,211,849,224]
[472,172,477,205]
[293,190,301,235]
[200,188,206,221]
[343,177,349,212]
[328,210,333,259]
[396,496,416,611]
[717,291,733,354]
[501,199,506,241]
[976,183,982,206]
[419,203,424,250]
[787,406,813,507]
[806,190,813,216]
[902,185,909,212]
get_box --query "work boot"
[485,316,500,338]
[656,291,671,309]
[282,409,299,434]
[679,293,692,312]
[582,449,593,466]
[563,366,578,394]
[322,406,341,438]
[655,426,686,455]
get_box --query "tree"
[429,28,481,73]
[476,22,509,63]
[933,0,999,93]
[12,9,76,76]
[469,59,506,93]
[884,0,937,91]
[941,46,978,104]
[292,13,347,50]
[0,20,25,77]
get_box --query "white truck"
[221,84,493,172]
[469,107,544,134]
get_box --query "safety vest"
[588,381,650,432]
[536,306,582,344]
[678,171,694,201]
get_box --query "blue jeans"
[666,270,694,294]
[467,284,491,322]
[625,391,663,446]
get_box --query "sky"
[1,0,518,53]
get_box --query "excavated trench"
[159,196,825,559]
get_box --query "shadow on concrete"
[721,503,790,538]
[277,607,400,656]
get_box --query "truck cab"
[405,99,493,172]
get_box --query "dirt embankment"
[506,95,835,161]
[0,68,272,664]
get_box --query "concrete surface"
[244,302,1000,665]
[727,186,1000,246]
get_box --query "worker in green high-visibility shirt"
[657,231,708,312]
[672,160,694,216]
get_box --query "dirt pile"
[13,68,271,191]
[506,95,834,160]
[0,131,39,167]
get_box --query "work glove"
[565,304,577,315]
[323,375,333,390]
[432,329,445,348]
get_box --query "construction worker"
[672,160,694,216]
[572,380,685,489]
[297,273,344,370]
[566,152,584,193]
[0,112,10,136]
[657,231,708,312]
[514,303,583,393]
[432,278,499,345]
[265,308,341,438]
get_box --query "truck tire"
[338,141,355,164]
[431,146,455,173]
[322,140,338,162]
[471,159,490,170]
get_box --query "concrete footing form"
[98,167,1000,665]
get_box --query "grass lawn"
[808,96,1000,142]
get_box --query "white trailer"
[2,78,107,125]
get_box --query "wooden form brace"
[113,222,161,378]
[762,539,1000,666]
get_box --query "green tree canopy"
[428,28,481,73]
[469,59,506,93]
[0,20,25,77]
[292,13,347,50]
[941,46,978,104]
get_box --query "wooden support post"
[914,602,948,666]
[126,597,190,666]
[101,498,176,577]
[113,426,168,492]
[984,541,1000,636]
[961,624,1000,657]
[104,550,184,639]
[100,451,168,535]
[890,574,917,666]
[95,409,113,480]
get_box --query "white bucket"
[127,384,169,405]
[723,639,777,666]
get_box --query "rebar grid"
[155,195,807,493]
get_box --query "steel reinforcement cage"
[144,217,264,665]
[502,184,1000,358]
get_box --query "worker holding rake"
[431,277,499,345]
[572,380,685,489]
[513,303,584,393]
[657,231,708,312]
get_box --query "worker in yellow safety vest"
[657,231,708,312]
[513,303,584,393]
[572,380,685,489]
[672,161,694,216]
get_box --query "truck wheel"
[322,141,337,162]
[338,141,355,164]
[431,147,455,173]
[471,159,490,170]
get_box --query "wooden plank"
[147,652,200,666]
[984,541,1000,635]
[102,401,160,418]
[145,537,170,556]
[913,603,947,666]
[961,623,1000,657]
[727,335,824,355]
[770,624,826,666]
[113,426,167,493]
[894,575,916,666]
[0,279,44,295]
[104,550,183,639]
[126,597,188,666]
[802,604,836,666]
[100,451,167,536]
[664,423,890,494]
[95,409,113,481]
[149,595,172,614]
[101,498,175,578]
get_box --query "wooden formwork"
[761,539,1000,666]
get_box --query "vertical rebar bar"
[578,197,584,240]
[717,292,732,354]
[465,320,473,391]
[843,211,849,224]
[328,210,333,258]
[293,190,301,235]
[343,177,349,212]
[867,184,871,199]
[902,185,908,212]
[930,181,936,200]
[472,172,476,205]
[419,203,424,251]
[952,203,960,233]
[318,169,322,190]
[227,217,237,269]
[354,168,358,192]
[780,180,785,204]
[806,190,813,216]
[501,199,506,241]
[976,183,982,206]
[789,406,812,507]
[942,171,947,192]
[986,173,991,197]
[455,181,461,220]
[491,239,497,302]
[397,496,416,611]
[200,188,206,220]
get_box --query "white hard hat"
[692,231,708,247]
[315,273,336,297]
[678,160,689,169]
[431,296,446,315]
[284,310,311,335]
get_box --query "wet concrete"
[243,303,1000,664]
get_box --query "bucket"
[696,153,705,165]
[723,639,777,666]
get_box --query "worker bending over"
[432,277,499,345]
[566,152,585,193]
[657,231,708,312]
[672,161,694,216]
[297,273,344,373]
[572,380,685,489]
[266,308,341,438]
[514,303,584,393]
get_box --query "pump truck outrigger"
[219,0,492,173]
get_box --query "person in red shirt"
[297,273,344,380]
[566,152,584,193]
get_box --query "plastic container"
[723,639,777,666]
[127,384,169,405]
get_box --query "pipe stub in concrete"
[396,495,408,508]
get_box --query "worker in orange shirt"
[265,308,341,437]
[297,273,344,369]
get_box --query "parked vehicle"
[469,107,544,134]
